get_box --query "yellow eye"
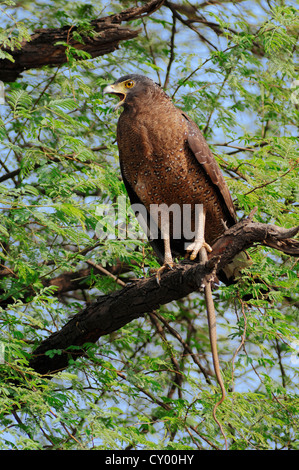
[125,80,134,89]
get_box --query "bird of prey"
[104,74,239,282]
[104,74,243,444]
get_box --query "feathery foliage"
[0,0,298,450]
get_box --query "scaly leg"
[155,213,174,284]
[185,205,212,260]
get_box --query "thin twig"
[152,310,212,383]
[231,297,247,392]
[86,259,126,287]
[164,13,176,89]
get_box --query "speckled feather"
[114,74,237,261]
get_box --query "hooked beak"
[103,84,126,111]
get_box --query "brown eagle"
[104,74,240,282]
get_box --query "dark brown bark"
[29,213,299,376]
[0,0,165,82]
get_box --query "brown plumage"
[104,74,245,440]
[104,74,238,280]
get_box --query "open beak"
[103,84,126,111]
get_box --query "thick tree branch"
[0,0,165,82]
[29,215,299,376]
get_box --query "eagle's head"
[103,74,163,110]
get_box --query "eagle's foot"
[155,262,175,285]
[185,240,212,261]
